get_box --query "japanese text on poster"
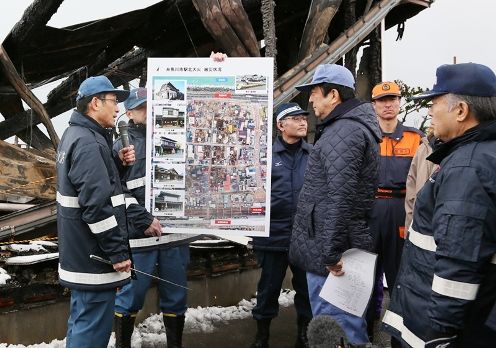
[145,57,273,237]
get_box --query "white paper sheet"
[319,248,377,317]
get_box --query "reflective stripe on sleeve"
[408,227,437,252]
[111,194,125,207]
[58,192,125,208]
[126,177,146,190]
[409,228,496,265]
[382,310,425,348]
[88,216,118,234]
[58,265,130,285]
[57,192,80,208]
[432,274,479,301]
[125,197,139,208]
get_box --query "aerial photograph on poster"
[146,58,273,237]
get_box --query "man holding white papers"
[289,64,381,345]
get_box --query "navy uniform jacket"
[113,121,197,251]
[56,111,130,291]
[382,121,496,347]
[252,136,312,251]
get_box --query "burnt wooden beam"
[0,0,309,140]
[0,29,143,141]
[219,0,260,56]
[0,94,55,155]
[8,0,64,49]
[261,0,277,76]
[0,45,59,149]
[298,0,343,61]
[192,0,249,57]
[0,47,153,141]
[356,26,381,100]
[344,0,358,76]
[0,201,57,241]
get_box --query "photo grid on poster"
[146,58,273,237]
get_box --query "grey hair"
[446,93,496,122]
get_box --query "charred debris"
[0,0,431,310]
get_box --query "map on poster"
[145,57,273,237]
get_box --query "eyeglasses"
[284,116,307,122]
[98,98,119,105]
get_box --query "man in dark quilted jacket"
[289,63,381,345]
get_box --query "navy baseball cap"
[295,64,355,91]
[275,102,309,121]
[411,63,496,100]
[76,76,130,102]
[125,87,147,111]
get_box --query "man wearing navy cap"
[56,75,134,347]
[289,64,382,345]
[112,88,194,348]
[382,63,496,347]
[249,102,313,348]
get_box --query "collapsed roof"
[0,0,431,216]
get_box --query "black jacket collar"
[318,98,364,128]
[428,120,496,164]
[128,120,147,136]
[273,136,312,154]
[69,110,113,144]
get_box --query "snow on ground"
[0,290,295,348]
[0,267,11,285]
[1,244,47,253]
[29,241,58,248]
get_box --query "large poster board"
[145,58,273,237]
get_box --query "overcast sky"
[383,0,495,88]
[1,0,495,135]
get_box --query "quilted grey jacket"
[289,99,381,276]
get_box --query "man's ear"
[88,96,100,112]
[276,120,284,132]
[327,88,341,104]
[456,101,470,122]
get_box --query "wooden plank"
[0,140,55,201]
[0,201,57,241]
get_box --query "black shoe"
[114,314,136,348]
[249,318,271,348]
[163,314,185,348]
[366,319,375,343]
[295,316,311,348]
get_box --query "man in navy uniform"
[249,103,313,348]
[56,76,133,348]
[382,63,496,348]
[113,88,193,348]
